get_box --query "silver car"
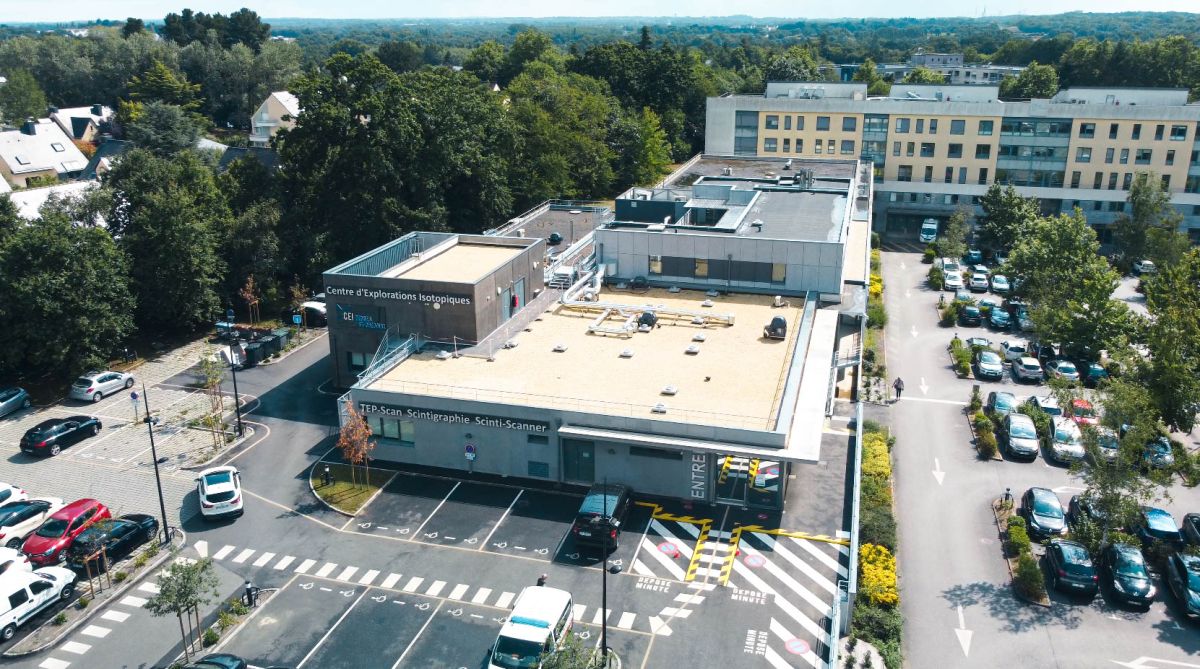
[68,371,134,403]
[1004,413,1040,461]
[0,388,30,419]
[1049,417,1086,463]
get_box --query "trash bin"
[243,342,263,367]
[260,335,279,355]
[271,328,290,349]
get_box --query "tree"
[999,61,1059,100]
[939,207,970,261]
[610,106,672,189]
[1142,249,1200,431]
[464,40,505,84]
[763,46,822,82]
[0,69,47,124]
[196,346,226,450]
[0,215,135,378]
[1113,171,1184,270]
[852,58,890,96]
[121,18,145,38]
[501,29,556,84]
[976,183,1039,253]
[539,632,601,669]
[145,557,220,663]
[221,201,282,309]
[900,66,946,84]
[376,40,424,74]
[337,402,376,489]
[0,195,20,245]
[125,101,199,156]
[639,26,653,51]
[126,59,204,120]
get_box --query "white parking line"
[573,604,587,620]
[296,589,368,668]
[411,481,460,540]
[425,580,446,597]
[494,591,515,608]
[273,556,295,570]
[478,489,522,551]
[336,566,358,582]
[212,545,235,560]
[294,559,316,574]
[402,577,424,593]
[252,552,276,567]
[616,612,636,629]
[472,588,492,604]
[390,600,444,669]
[448,584,469,600]
[380,573,401,589]
[314,563,337,578]
[232,549,256,564]
[100,610,130,623]
[80,625,111,638]
[60,641,91,655]
[358,570,379,586]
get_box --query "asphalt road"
[881,249,1200,669]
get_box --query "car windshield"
[980,352,1000,364]
[1146,512,1177,534]
[1057,362,1077,374]
[1033,494,1063,518]
[995,395,1015,410]
[206,490,237,503]
[36,518,68,538]
[1114,549,1147,578]
[1185,560,1200,591]
[0,503,32,526]
[1148,440,1171,455]
[203,471,233,486]
[964,307,979,315]
[1055,427,1080,445]
[491,637,544,669]
[1072,403,1096,418]
[1022,362,1040,371]
[1059,543,1092,567]
[579,488,623,518]
[1010,421,1037,439]
[1098,433,1120,450]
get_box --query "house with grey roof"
[49,104,114,142]
[0,119,89,189]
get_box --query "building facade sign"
[358,402,550,433]
[688,452,709,500]
[335,304,388,330]
[326,285,472,307]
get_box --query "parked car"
[1082,362,1110,388]
[1045,539,1098,597]
[19,417,102,457]
[1021,487,1066,538]
[0,498,64,550]
[0,566,77,640]
[1065,399,1099,427]
[1164,552,1200,617]
[1133,507,1185,552]
[1001,340,1029,362]
[977,296,1001,316]
[986,391,1018,418]
[1047,417,1086,464]
[1028,395,1061,416]
[1045,359,1081,383]
[0,388,30,419]
[944,271,965,291]
[1013,357,1044,383]
[0,484,27,507]
[941,259,962,274]
[991,275,1010,294]
[974,350,1004,380]
[196,467,244,520]
[965,248,983,264]
[958,305,982,326]
[1133,259,1157,275]
[989,308,1011,329]
[569,483,631,552]
[183,654,255,669]
[1102,543,1155,609]
[21,499,111,566]
[65,514,159,571]
[68,371,134,403]
[1143,437,1176,470]
[1003,413,1040,461]
[953,288,973,303]
[1184,513,1200,547]
[1067,495,1110,530]
[965,336,991,350]
[0,547,31,575]
[1092,428,1121,465]
[1016,307,1035,332]
[969,273,989,292]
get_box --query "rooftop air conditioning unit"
[620,349,634,358]
[685,345,700,355]
[692,333,707,342]
[705,290,720,297]
[701,300,714,308]
[651,403,668,414]
[436,351,452,360]
[552,344,567,352]
[661,385,678,396]
[783,158,793,170]
[722,167,733,176]
[668,286,681,293]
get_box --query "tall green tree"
[1113,171,1183,269]
[977,183,1040,252]
[125,101,199,156]
[1142,249,1200,431]
[900,66,946,84]
[376,40,424,74]
[998,61,1059,99]
[0,195,19,245]
[121,18,146,38]
[0,215,134,377]
[763,46,822,81]
[126,59,204,117]
[145,557,220,664]
[852,58,891,96]
[501,29,556,84]
[939,207,970,261]
[0,69,47,123]
[610,106,672,190]
[464,40,506,84]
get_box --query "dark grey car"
[1022,487,1066,538]
[0,387,30,419]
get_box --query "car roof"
[52,498,99,518]
[1035,395,1059,406]
[1030,487,1058,501]
[199,466,238,476]
[29,419,66,430]
[1008,413,1034,426]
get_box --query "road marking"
[897,396,969,406]
[336,566,358,582]
[296,589,368,668]
[591,608,610,625]
[659,607,692,618]
[411,481,460,540]
[80,625,111,638]
[494,591,515,608]
[733,560,827,642]
[273,556,295,570]
[919,377,930,395]
[617,612,636,629]
[193,540,208,558]
[573,604,587,621]
[1111,658,1200,668]
[448,584,470,600]
[402,577,424,593]
[212,545,236,560]
[648,616,672,636]
[60,641,91,655]
[425,580,446,597]
[768,617,819,668]
[38,659,70,669]
[232,549,256,564]
[910,325,919,338]
[479,489,523,551]
[294,559,316,574]
[472,588,492,604]
[100,610,130,623]
[138,583,160,595]
[253,552,276,567]
[932,458,946,486]
[119,595,147,607]
[955,605,973,657]
[314,563,338,578]
[380,573,401,589]
[390,600,444,669]
[789,538,849,579]
[358,570,379,586]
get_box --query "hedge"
[860,544,899,606]
[862,432,892,479]
[851,601,903,669]
[1006,522,1031,557]
[854,426,902,669]
[1014,552,1047,600]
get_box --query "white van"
[489,586,574,669]
[919,218,939,243]
[0,566,76,640]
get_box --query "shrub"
[52,613,67,626]
[862,433,892,479]
[218,610,237,630]
[133,552,149,569]
[228,599,249,616]
[1006,522,1032,557]
[939,302,958,327]
[870,248,882,272]
[952,346,972,376]
[923,246,936,264]
[1018,402,1052,440]
[928,266,945,290]
[869,273,883,299]
[861,474,893,511]
[113,571,128,583]
[973,411,992,434]
[860,544,899,606]
[77,596,91,609]
[968,386,982,412]
[1014,552,1046,600]
[851,600,903,669]
[203,627,220,647]
[145,542,160,558]
[1007,515,1026,530]
[860,505,897,551]
[977,430,998,459]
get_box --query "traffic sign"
[465,443,477,461]
[226,308,235,321]
[293,314,303,325]
[130,391,139,404]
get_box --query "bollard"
[322,465,332,487]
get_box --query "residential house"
[217,146,279,173]
[250,91,300,147]
[50,104,114,143]
[0,119,88,189]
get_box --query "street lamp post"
[228,345,244,438]
[141,383,172,545]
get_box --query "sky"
[7,0,1196,23]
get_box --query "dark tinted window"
[578,487,625,518]
[37,518,68,537]
[8,589,28,609]
[29,581,51,594]
[1058,543,1092,567]
[1114,548,1147,577]
[1032,492,1063,518]
[207,490,237,503]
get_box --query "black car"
[1132,507,1185,552]
[1066,495,1110,531]
[1102,543,1156,609]
[1045,539,1098,597]
[19,416,102,456]
[1021,487,1066,538]
[1183,513,1200,547]
[958,305,982,327]
[569,484,631,552]
[65,513,158,571]
[1082,362,1110,388]
[1165,552,1200,617]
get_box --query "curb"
[3,530,187,658]
[307,460,356,518]
[180,426,256,472]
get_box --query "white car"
[1001,340,1029,362]
[0,566,76,641]
[0,484,27,508]
[196,466,243,519]
[0,547,30,575]
[1014,357,1044,382]
[1133,259,1157,275]
[942,259,962,274]
[1048,417,1086,463]
[969,273,989,292]
[68,370,134,403]
[944,271,964,290]
[991,275,1010,293]
[1029,395,1062,416]
[0,498,63,550]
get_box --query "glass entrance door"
[562,439,595,483]
[714,456,784,509]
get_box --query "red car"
[1066,399,1099,427]
[21,499,110,566]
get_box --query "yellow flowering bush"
[869,273,883,299]
[862,432,892,479]
[860,543,899,606]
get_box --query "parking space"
[414,481,522,548]
[482,488,581,560]
[555,502,655,571]
[295,591,438,668]
[219,579,359,667]
[350,473,458,539]
[397,601,507,668]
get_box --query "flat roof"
[518,207,606,248]
[384,243,524,283]
[737,189,846,242]
[668,156,858,187]
[368,288,808,430]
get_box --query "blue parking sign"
[293,314,302,325]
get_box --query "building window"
[528,434,549,444]
[958,167,967,184]
[764,138,778,152]
[1132,124,1142,140]
[920,143,935,157]
[796,116,804,131]
[897,165,912,182]
[892,141,900,156]
[826,139,835,153]
[765,115,779,130]
[694,259,708,278]
[797,139,804,153]
[840,139,855,154]
[1078,123,1095,138]
[1166,150,1175,166]
[1187,175,1200,193]
[842,117,857,132]
[1135,148,1152,165]
[975,144,991,159]
[629,446,683,461]
[1093,172,1103,189]
[1123,173,1133,190]
[734,111,759,155]
[1109,123,1119,139]
[947,143,963,158]
[348,351,368,373]
[816,116,830,131]
[1108,173,1118,190]
[924,166,933,182]
[944,166,953,183]
[814,141,822,155]
[1155,124,1164,141]
[1108,201,1124,212]
[1162,175,1171,190]
[1170,124,1188,141]
[978,168,989,185]
[1070,171,1081,188]
[783,116,792,131]
[1105,148,1114,164]
[1075,147,1092,163]
[366,416,415,446]
[528,461,550,477]
[977,120,993,136]
[949,119,966,135]
[783,138,791,153]
[649,255,662,275]
[929,119,938,133]
[915,119,925,134]
[1120,148,1129,164]
[1093,201,1103,211]
[895,118,910,133]
[771,263,786,283]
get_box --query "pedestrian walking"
[537,573,548,586]
[892,377,905,401]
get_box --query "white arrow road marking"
[932,459,945,486]
[911,325,919,338]
[900,261,907,270]
[919,377,929,395]
[1112,658,1200,668]
[194,540,208,558]
[954,605,973,657]
[905,289,911,298]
